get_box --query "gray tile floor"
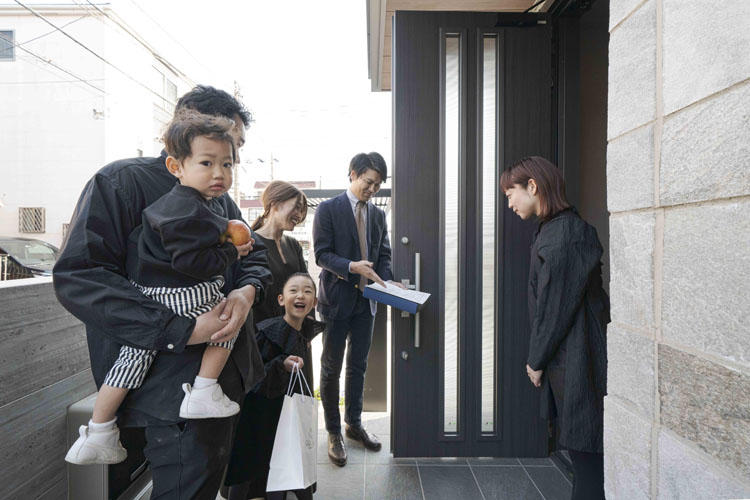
[212,410,571,500]
[308,412,573,500]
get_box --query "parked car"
[0,237,60,280]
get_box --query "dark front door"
[391,11,553,457]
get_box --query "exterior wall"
[102,21,169,162]
[0,6,198,249]
[0,11,106,249]
[0,278,94,500]
[605,1,750,498]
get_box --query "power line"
[0,30,105,94]
[126,0,217,81]
[68,0,158,69]
[8,15,86,50]
[13,0,167,102]
[0,79,105,85]
[76,0,198,86]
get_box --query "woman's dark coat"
[252,233,316,385]
[527,208,610,454]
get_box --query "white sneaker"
[179,383,240,419]
[65,425,127,465]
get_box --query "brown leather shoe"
[328,433,347,467]
[345,423,382,451]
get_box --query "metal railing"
[0,254,8,281]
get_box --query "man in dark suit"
[313,152,403,466]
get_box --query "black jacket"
[53,151,272,426]
[126,184,239,287]
[527,208,609,453]
[253,316,325,399]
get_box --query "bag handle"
[286,362,314,398]
[286,362,300,396]
[294,363,314,398]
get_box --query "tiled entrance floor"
[214,410,572,500]
[310,412,573,500]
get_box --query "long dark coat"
[251,233,315,385]
[527,208,610,453]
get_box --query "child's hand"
[235,238,255,259]
[283,356,304,373]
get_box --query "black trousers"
[568,450,605,500]
[143,361,244,499]
[267,489,314,500]
[227,483,314,500]
[144,418,234,499]
[319,295,376,434]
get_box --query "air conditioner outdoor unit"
[67,393,152,500]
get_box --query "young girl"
[66,110,252,465]
[225,273,324,500]
[502,156,609,500]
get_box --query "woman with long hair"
[225,180,318,499]
[249,180,310,326]
[501,156,609,500]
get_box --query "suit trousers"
[319,293,376,434]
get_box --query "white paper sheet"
[366,281,431,305]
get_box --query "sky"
[120,0,393,193]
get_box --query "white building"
[0,2,213,248]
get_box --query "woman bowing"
[502,156,609,500]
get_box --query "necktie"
[355,201,368,292]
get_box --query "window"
[153,67,177,113]
[247,208,263,223]
[165,79,177,113]
[0,30,14,61]
[19,207,45,233]
[442,33,461,435]
[480,34,499,435]
[0,239,58,266]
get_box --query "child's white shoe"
[65,425,127,465]
[179,383,239,419]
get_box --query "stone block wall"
[605,1,750,498]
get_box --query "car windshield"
[0,240,59,267]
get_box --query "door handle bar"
[414,252,421,348]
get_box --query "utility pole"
[233,162,241,206]
[233,81,243,205]
[269,153,280,180]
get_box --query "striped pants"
[103,277,235,389]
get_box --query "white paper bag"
[267,364,318,492]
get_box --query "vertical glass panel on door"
[481,34,498,435]
[443,34,460,435]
